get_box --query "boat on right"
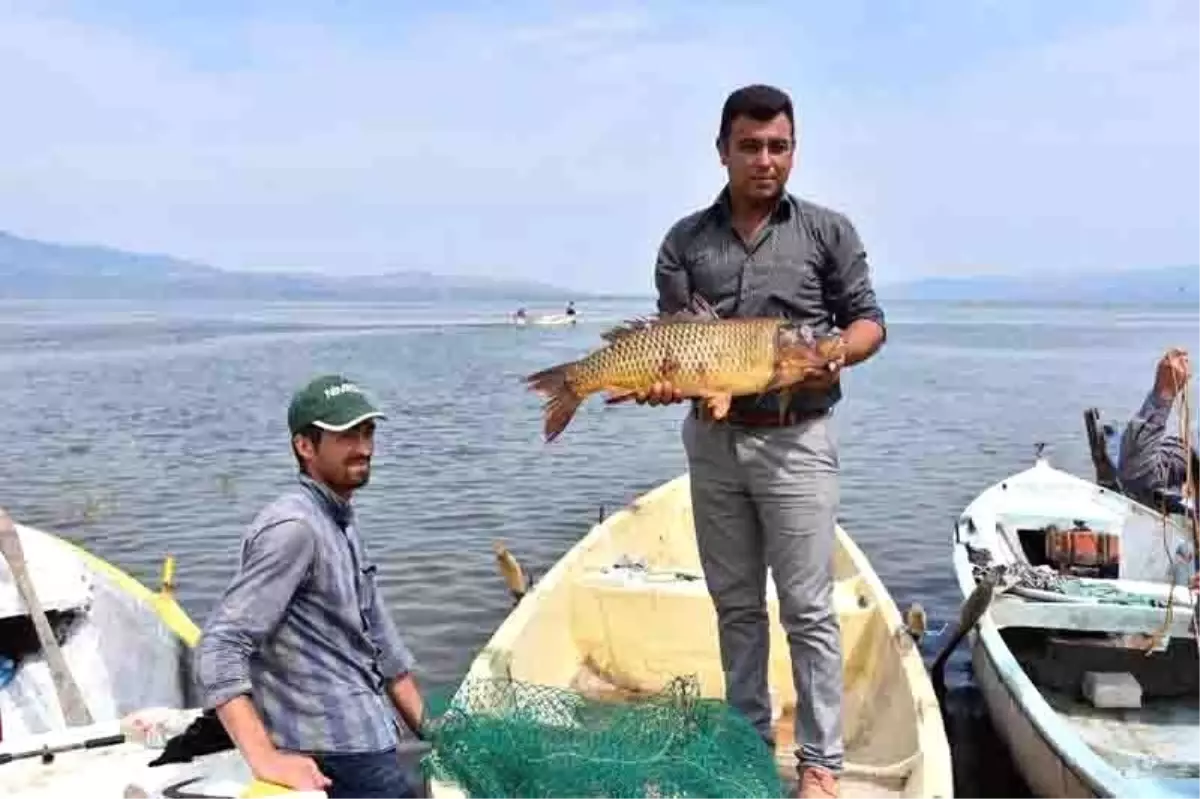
[951,446,1198,798]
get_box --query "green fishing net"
[419,675,787,798]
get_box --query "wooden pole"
[0,507,93,727]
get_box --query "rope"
[1146,363,1198,652]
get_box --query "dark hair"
[291,424,324,474]
[717,84,795,145]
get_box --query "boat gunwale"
[11,521,200,647]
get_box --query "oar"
[0,731,124,765]
[929,567,1003,704]
[0,507,93,727]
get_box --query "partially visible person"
[1118,348,1195,508]
[195,374,428,798]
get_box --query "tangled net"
[420,675,786,798]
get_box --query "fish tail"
[525,361,585,442]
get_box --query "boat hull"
[970,629,1099,797]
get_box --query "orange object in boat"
[1044,523,1120,572]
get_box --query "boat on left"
[0,509,293,798]
[0,506,204,799]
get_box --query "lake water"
[0,297,1195,796]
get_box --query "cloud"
[1,4,774,287]
[0,1,1195,292]
[809,0,1199,280]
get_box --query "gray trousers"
[682,410,844,773]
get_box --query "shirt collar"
[297,472,354,530]
[711,185,795,224]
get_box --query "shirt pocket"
[684,240,740,301]
[759,253,825,311]
[357,562,379,616]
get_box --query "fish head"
[770,324,842,386]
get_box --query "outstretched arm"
[1118,348,1190,500]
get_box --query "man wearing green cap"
[195,375,428,797]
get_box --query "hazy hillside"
[0,230,581,301]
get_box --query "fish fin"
[777,387,792,425]
[657,293,721,324]
[600,293,720,343]
[683,292,720,320]
[600,317,655,343]
[525,362,584,442]
[703,391,732,420]
[604,389,637,405]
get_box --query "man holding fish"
[528,84,886,798]
[654,82,885,799]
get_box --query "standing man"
[195,375,428,798]
[641,84,886,799]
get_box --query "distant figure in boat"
[1118,347,1196,509]
[514,308,528,324]
[565,301,577,324]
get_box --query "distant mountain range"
[0,230,582,301]
[878,264,1198,305]
[1,229,1196,305]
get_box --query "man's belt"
[690,402,828,427]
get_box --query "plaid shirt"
[195,473,416,753]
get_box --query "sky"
[1,0,1196,294]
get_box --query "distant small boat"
[509,310,578,327]
[0,516,206,796]
[527,313,576,327]
[951,456,1198,798]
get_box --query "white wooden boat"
[431,473,954,798]
[0,510,209,795]
[528,312,576,326]
[951,456,1199,798]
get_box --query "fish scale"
[525,295,841,442]
[573,319,783,397]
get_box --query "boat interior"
[466,478,947,799]
[0,524,191,741]
[959,463,1199,786]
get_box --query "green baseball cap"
[287,374,386,434]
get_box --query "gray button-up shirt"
[655,188,886,415]
[195,473,416,754]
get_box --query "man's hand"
[635,382,685,406]
[215,696,329,792]
[251,750,332,791]
[794,335,847,392]
[1154,348,1190,403]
